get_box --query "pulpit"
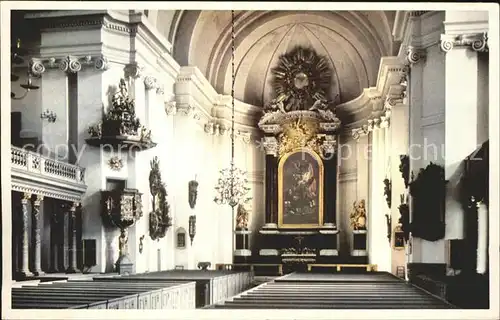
[255,47,342,270]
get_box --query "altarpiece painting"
[278,149,324,227]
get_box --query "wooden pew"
[94,269,252,307]
[12,280,196,309]
[307,263,378,272]
[41,280,195,309]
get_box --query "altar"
[254,47,343,271]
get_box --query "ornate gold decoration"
[108,156,123,171]
[268,46,332,112]
[278,119,322,157]
[349,200,367,230]
[236,204,249,229]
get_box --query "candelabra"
[213,10,252,263]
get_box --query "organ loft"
[3,5,495,316]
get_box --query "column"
[440,32,489,241]
[322,134,337,226]
[378,120,392,272]
[263,136,278,227]
[368,124,379,265]
[66,202,79,273]
[476,201,488,274]
[407,45,426,265]
[32,195,45,275]
[389,101,410,275]
[19,192,33,278]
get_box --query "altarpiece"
[256,47,342,269]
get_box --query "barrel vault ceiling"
[150,10,399,123]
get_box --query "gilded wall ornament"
[267,46,333,112]
[278,119,322,157]
[349,199,367,230]
[236,203,249,230]
[108,156,123,171]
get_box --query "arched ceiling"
[159,10,396,109]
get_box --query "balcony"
[11,146,87,202]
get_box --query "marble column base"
[33,270,45,276]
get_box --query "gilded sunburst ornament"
[270,46,332,112]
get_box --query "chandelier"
[11,38,39,100]
[213,10,252,208]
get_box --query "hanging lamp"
[213,10,252,209]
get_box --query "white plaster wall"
[11,71,43,143]
[77,65,124,273]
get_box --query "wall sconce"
[40,109,57,123]
[188,215,196,245]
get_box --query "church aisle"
[209,272,456,309]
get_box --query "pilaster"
[441,30,489,241]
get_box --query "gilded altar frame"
[278,148,324,228]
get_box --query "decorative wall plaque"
[108,156,123,171]
[188,178,199,209]
[383,178,392,209]
[148,157,172,240]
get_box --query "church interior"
[3,7,495,314]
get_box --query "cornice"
[343,56,408,139]
[11,171,87,202]
[25,10,179,82]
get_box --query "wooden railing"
[11,146,85,185]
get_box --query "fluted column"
[19,192,33,278]
[32,195,45,275]
[66,202,79,273]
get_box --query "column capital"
[144,75,158,90]
[124,62,145,79]
[320,135,337,154]
[406,46,426,66]
[262,136,279,156]
[22,192,32,201]
[165,100,177,116]
[440,32,488,53]
[29,55,109,76]
[33,194,44,206]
